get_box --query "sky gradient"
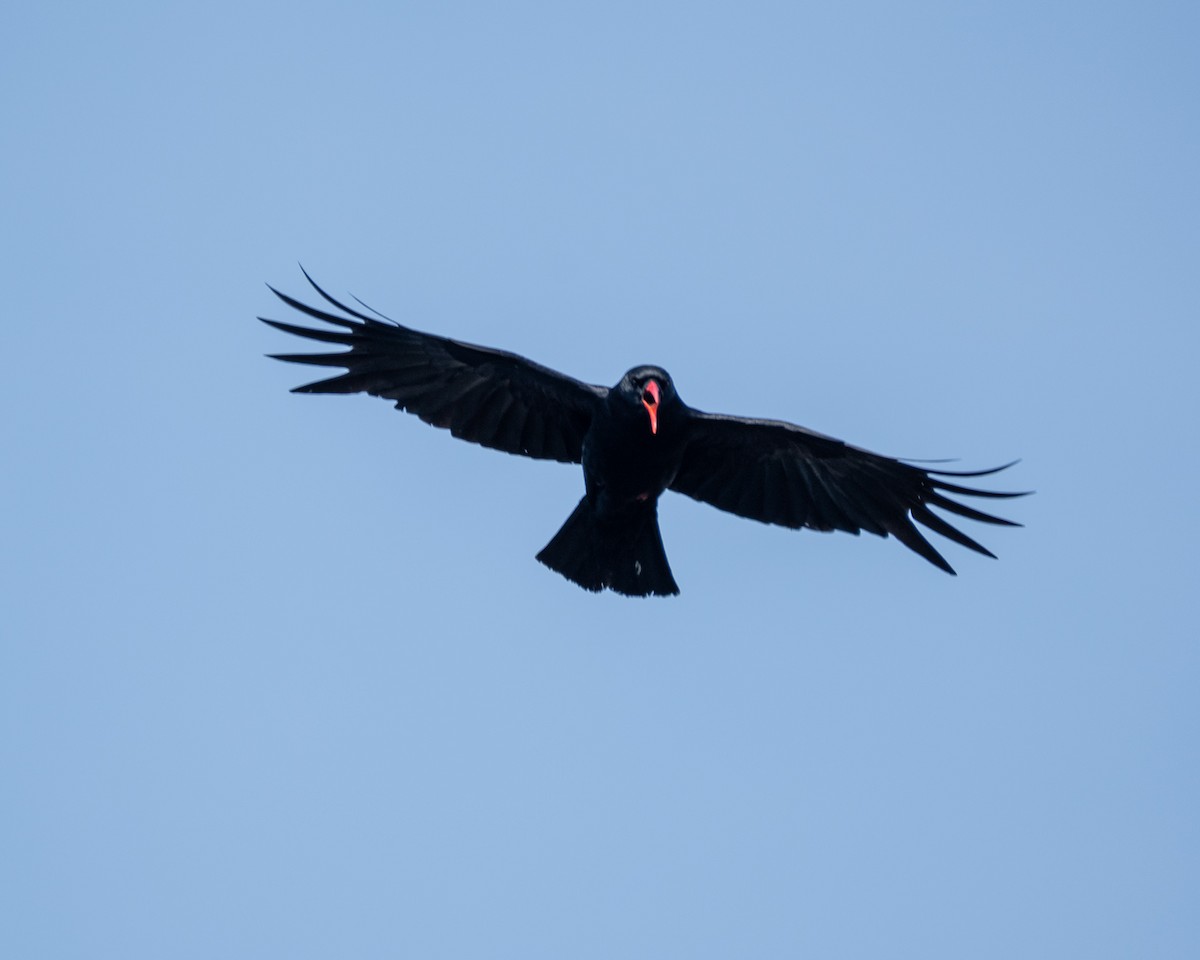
[3,2,1198,957]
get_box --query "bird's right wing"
[261,271,607,463]
[669,410,1026,574]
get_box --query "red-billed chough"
[262,270,1025,597]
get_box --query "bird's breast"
[582,424,685,509]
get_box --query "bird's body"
[537,367,688,595]
[583,368,685,508]
[263,271,1024,596]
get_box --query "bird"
[261,270,1025,597]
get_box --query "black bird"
[262,271,1024,597]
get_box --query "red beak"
[642,380,660,435]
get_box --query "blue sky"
[3,1,1197,957]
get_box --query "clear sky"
[3,2,1197,957]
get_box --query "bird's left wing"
[669,411,1025,573]
[261,271,607,463]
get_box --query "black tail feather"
[537,497,679,597]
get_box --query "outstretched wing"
[670,411,1026,574]
[261,270,606,463]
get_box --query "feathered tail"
[536,497,679,597]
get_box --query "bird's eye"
[642,388,655,403]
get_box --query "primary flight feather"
[263,270,1025,596]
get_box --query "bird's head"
[617,366,676,436]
